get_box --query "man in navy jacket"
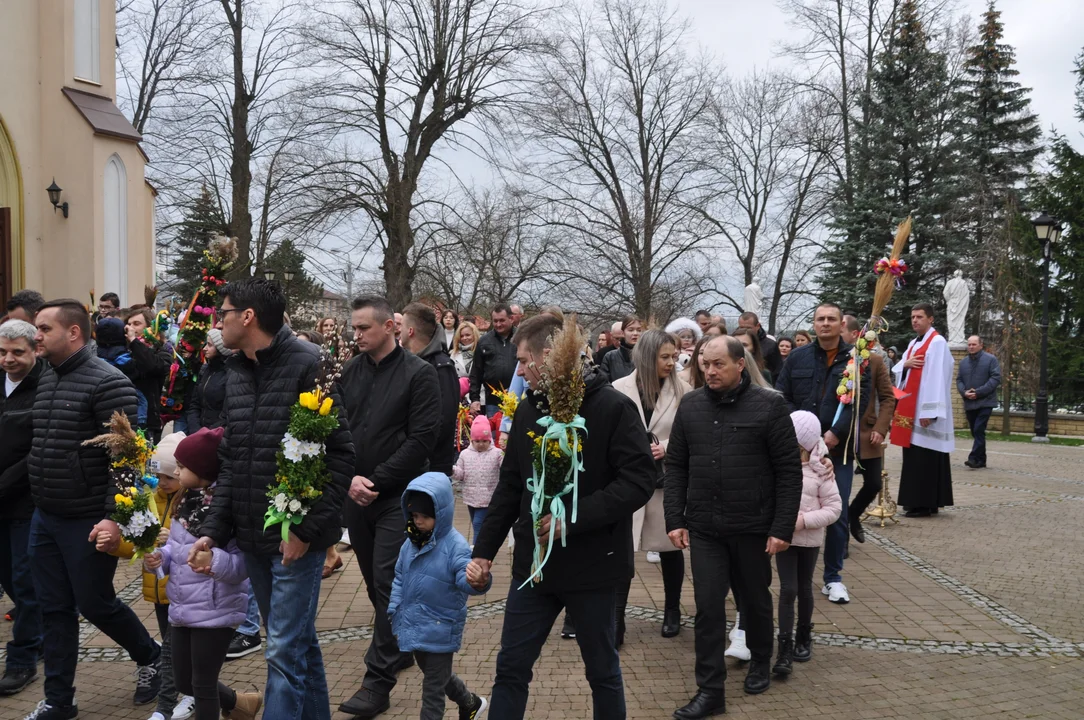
[957,335,1001,469]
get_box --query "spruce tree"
[821,0,965,346]
[958,1,1042,336]
[169,186,228,301]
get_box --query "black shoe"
[338,687,390,717]
[904,508,931,518]
[615,616,626,649]
[793,624,813,663]
[743,660,771,695]
[849,510,866,543]
[133,656,161,705]
[391,653,415,674]
[4,605,14,621]
[771,635,793,676]
[0,667,37,696]
[561,616,576,639]
[662,607,682,638]
[673,690,726,719]
[225,631,263,660]
[458,693,488,720]
[964,459,976,469]
[22,700,78,720]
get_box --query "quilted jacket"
[664,371,803,542]
[29,346,139,519]
[200,325,355,555]
[159,516,249,629]
[0,358,45,520]
[184,355,229,432]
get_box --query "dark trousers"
[153,604,179,716]
[774,546,819,635]
[0,517,43,671]
[29,508,160,707]
[490,582,624,719]
[171,626,236,720]
[850,455,884,519]
[414,651,472,720]
[689,533,773,692]
[345,496,409,695]
[823,459,853,585]
[966,407,993,465]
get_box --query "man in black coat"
[337,295,441,717]
[468,302,517,417]
[775,302,869,606]
[27,300,162,717]
[665,336,802,716]
[468,314,656,720]
[401,302,459,475]
[122,307,173,443]
[0,320,45,696]
[738,311,782,378]
[193,279,355,719]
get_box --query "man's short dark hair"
[492,302,512,317]
[842,314,862,333]
[706,334,746,362]
[694,309,711,319]
[6,289,45,318]
[221,278,286,335]
[38,298,91,341]
[99,292,120,307]
[912,302,935,318]
[123,306,156,327]
[514,314,563,355]
[351,295,394,323]
[815,302,843,319]
[402,302,437,343]
[739,311,760,325]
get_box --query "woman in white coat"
[613,328,691,641]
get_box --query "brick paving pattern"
[2,439,1082,718]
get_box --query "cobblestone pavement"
[2,439,1082,718]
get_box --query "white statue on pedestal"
[942,269,969,347]
[743,281,764,319]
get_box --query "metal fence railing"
[1002,377,1084,415]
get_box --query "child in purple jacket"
[144,427,262,720]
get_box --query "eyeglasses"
[218,308,245,317]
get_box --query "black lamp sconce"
[47,179,69,218]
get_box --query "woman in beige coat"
[613,329,691,640]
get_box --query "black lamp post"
[1030,212,1061,442]
[264,269,276,282]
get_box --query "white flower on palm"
[288,499,302,513]
[273,493,289,512]
[281,433,324,462]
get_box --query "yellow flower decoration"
[319,397,333,416]
[114,493,126,504]
[299,392,319,411]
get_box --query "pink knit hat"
[790,410,832,477]
[470,415,492,442]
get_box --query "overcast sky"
[679,0,1083,149]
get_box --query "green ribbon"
[263,508,303,543]
[519,415,587,589]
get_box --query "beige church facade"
[0,0,155,308]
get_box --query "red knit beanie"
[174,426,225,483]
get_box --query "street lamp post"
[1030,213,1061,443]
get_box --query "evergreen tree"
[821,0,966,346]
[168,186,228,301]
[264,238,322,316]
[958,1,1042,336]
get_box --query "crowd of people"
[0,281,993,720]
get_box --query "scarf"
[172,486,215,536]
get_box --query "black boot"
[772,634,793,676]
[662,607,681,638]
[849,508,866,543]
[743,660,771,695]
[673,690,726,719]
[793,624,813,662]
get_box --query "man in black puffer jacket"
[27,300,162,717]
[337,295,441,717]
[401,302,459,475]
[468,302,517,416]
[193,279,355,718]
[665,335,802,716]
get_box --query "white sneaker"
[724,629,751,661]
[728,612,741,642]
[148,713,167,720]
[646,551,661,564]
[822,582,851,604]
[171,695,195,720]
[339,529,351,547]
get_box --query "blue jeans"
[823,458,854,586]
[237,589,261,637]
[966,407,993,465]
[490,583,625,719]
[0,518,43,670]
[467,506,488,545]
[245,551,328,720]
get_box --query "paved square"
[2,439,1082,718]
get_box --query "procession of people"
[0,276,985,720]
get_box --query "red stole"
[890,331,939,448]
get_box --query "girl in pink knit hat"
[452,415,505,544]
[771,410,842,677]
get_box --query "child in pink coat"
[452,415,504,544]
[772,411,842,676]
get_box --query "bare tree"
[303,0,544,309]
[509,0,712,322]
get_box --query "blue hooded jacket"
[388,472,490,653]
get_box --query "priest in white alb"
[890,302,955,517]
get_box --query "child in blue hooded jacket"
[389,472,491,720]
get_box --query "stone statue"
[942,269,969,347]
[743,281,764,319]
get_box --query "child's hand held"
[189,549,213,572]
[144,552,163,571]
[157,527,170,546]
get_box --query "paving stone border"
[955,480,1084,502]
